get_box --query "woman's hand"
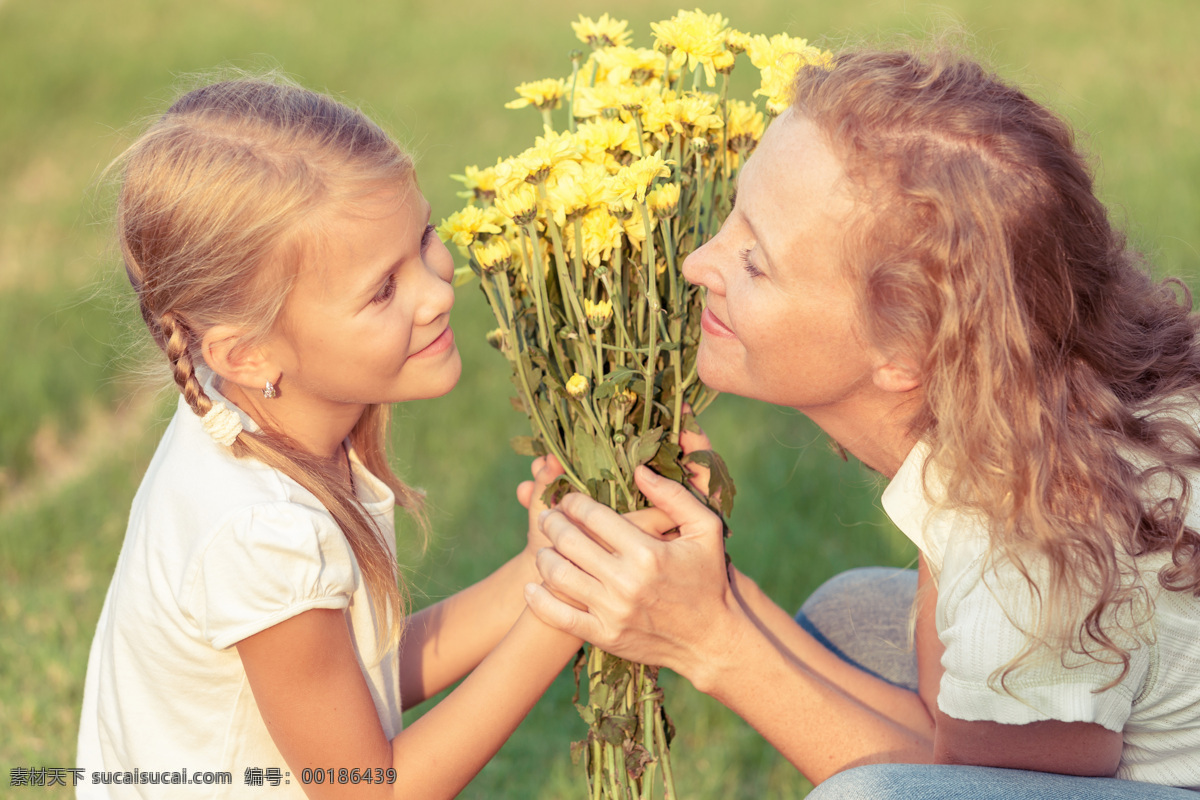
[516,454,565,555]
[524,465,739,686]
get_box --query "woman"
[523,47,1200,797]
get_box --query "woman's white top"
[882,441,1200,788]
[76,388,403,798]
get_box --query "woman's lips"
[700,308,737,339]
[410,326,454,358]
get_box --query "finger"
[634,466,723,540]
[623,507,680,539]
[526,455,567,515]
[554,491,663,557]
[517,479,534,510]
[534,544,604,605]
[524,582,600,642]
[540,507,618,564]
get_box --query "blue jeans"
[796,568,1195,799]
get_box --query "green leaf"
[633,426,664,466]
[573,418,600,479]
[648,440,684,482]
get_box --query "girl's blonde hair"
[115,73,425,653]
[793,48,1200,686]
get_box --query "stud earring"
[263,379,278,399]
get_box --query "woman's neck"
[801,389,921,479]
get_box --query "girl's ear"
[201,325,277,391]
[872,354,921,394]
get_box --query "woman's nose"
[681,237,726,296]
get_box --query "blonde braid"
[159,311,214,418]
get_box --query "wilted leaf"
[510,435,542,456]
[683,449,737,519]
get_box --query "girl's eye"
[421,224,438,252]
[739,246,763,278]
[371,273,397,305]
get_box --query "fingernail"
[636,465,661,484]
[538,509,552,524]
[524,582,539,600]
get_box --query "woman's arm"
[527,467,936,783]
[238,606,580,800]
[529,468,1123,782]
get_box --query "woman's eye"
[371,274,397,304]
[739,246,763,278]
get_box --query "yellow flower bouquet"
[440,10,830,797]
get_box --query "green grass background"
[0,0,1196,797]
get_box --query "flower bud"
[648,183,681,219]
[584,298,614,329]
[565,373,589,398]
[485,328,508,352]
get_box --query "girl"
[77,75,575,799]
[526,46,1200,797]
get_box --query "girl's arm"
[238,605,580,800]
[397,456,566,707]
[397,551,539,708]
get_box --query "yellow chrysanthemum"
[670,92,724,137]
[726,99,766,155]
[437,206,503,250]
[648,183,680,219]
[746,34,834,115]
[573,82,663,122]
[575,118,642,165]
[545,161,616,228]
[593,46,667,86]
[725,29,753,55]
[584,298,614,329]
[713,50,736,75]
[505,78,567,112]
[650,9,730,87]
[571,13,632,49]
[565,208,624,268]
[613,154,673,204]
[565,373,590,398]
[474,236,514,274]
[494,182,540,225]
[498,130,585,189]
[450,163,500,201]
[618,203,656,251]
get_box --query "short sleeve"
[936,538,1149,732]
[185,502,358,650]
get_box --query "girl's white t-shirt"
[882,440,1200,789]
[76,389,403,798]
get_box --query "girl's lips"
[410,326,454,358]
[700,307,737,339]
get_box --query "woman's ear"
[872,354,921,394]
[201,325,276,391]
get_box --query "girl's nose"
[416,251,456,325]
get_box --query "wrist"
[679,590,753,696]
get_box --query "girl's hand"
[525,465,738,684]
[516,454,565,555]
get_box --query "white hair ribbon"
[201,401,243,447]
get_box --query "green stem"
[638,204,660,433]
